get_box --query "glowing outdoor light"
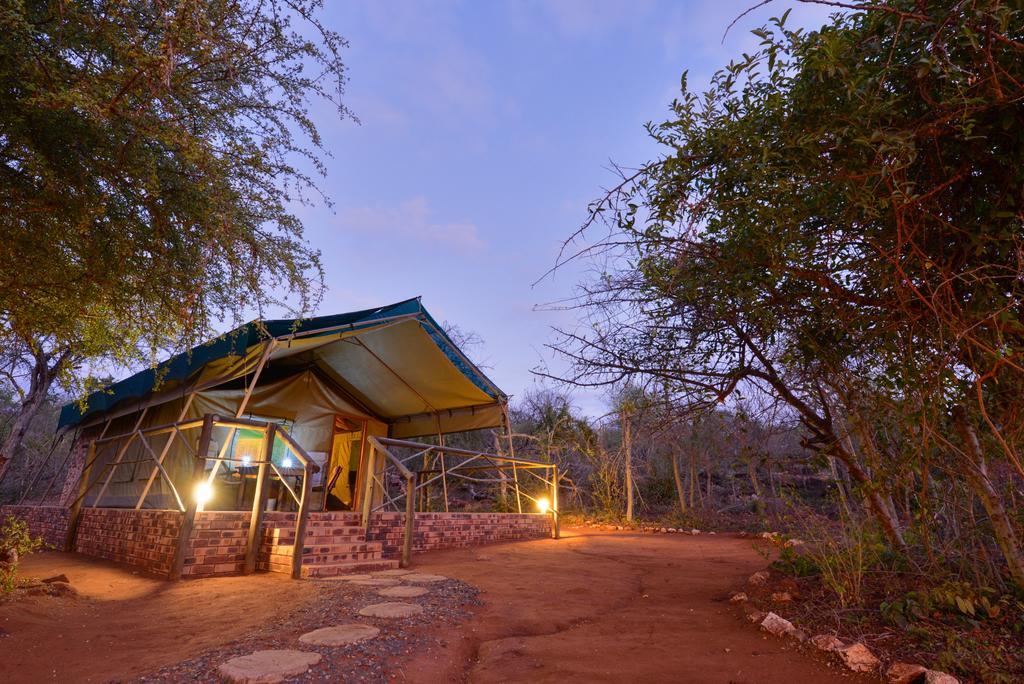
[241,455,251,465]
[536,496,551,514]
[194,481,214,506]
[282,456,293,468]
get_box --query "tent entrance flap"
[326,416,365,510]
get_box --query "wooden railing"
[361,437,559,568]
[64,413,319,580]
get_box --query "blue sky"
[294,0,834,416]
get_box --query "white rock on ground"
[837,643,881,673]
[886,662,928,684]
[218,650,321,684]
[925,670,960,684]
[298,624,380,647]
[748,570,770,586]
[401,573,448,583]
[759,612,796,637]
[729,592,748,603]
[377,585,429,598]
[809,634,844,651]
[358,602,424,618]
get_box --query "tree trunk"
[688,450,696,509]
[746,453,764,515]
[671,449,686,514]
[0,362,55,485]
[953,407,1024,590]
[622,409,633,521]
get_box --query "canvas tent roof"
[59,298,508,438]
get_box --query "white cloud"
[338,196,486,251]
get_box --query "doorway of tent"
[323,415,364,510]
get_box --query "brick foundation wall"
[2,505,550,578]
[0,505,70,548]
[182,511,296,579]
[74,508,182,577]
[368,512,550,557]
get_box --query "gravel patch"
[134,576,480,683]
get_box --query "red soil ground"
[1,528,863,682]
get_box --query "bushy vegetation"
[0,515,44,594]
[535,0,1024,678]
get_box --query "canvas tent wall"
[62,298,509,510]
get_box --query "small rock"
[690,528,701,535]
[809,634,844,652]
[783,538,805,548]
[886,662,928,684]
[41,574,70,584]
[837,643,880,673]
[924,671,959,684]
[667,528,677,533]
[708,531,716,535]
[760,612,796,637]
[729,592,748,603]
[745,609,766,623]
[771,591,793,603]
[659,527,668,533]
[792,628,809,643]
[748,570,770,586]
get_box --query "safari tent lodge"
[1,298,558,580]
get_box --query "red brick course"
[368,512,550,557]
[0,505,70,548]
[73,508,182,576]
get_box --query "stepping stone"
[358,601,424,618]
[372,569,413,577]
[218,649,321,683]
[298,623,380,647]
[401,573,448,583]
[377,585,429,598]
[320,574,373,582]
[350,578,400,587]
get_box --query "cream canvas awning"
[60,298,508,438]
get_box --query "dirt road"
[2,528,856,683]
[404,527,853,683]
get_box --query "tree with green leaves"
[552,1,1024,589]
[0,0,350,480]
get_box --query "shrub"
[0,515,45,594]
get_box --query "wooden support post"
[292,451,313,580]
[63,441,97,552]
[439,451,450,513]
[244,425,275,575]
[170,414,214,581]
[502,404,523,514]
[360,444,375,531]
[551,465,560,540]
[401,472,415,568]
